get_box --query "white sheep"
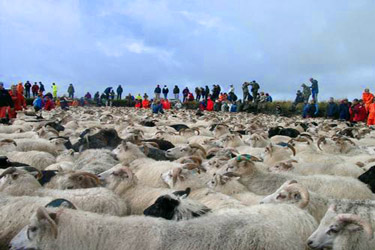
[5,151,56,170]
[11,203,317,250]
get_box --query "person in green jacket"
[301,83,311,104]
[67,84,75,99]
[52,83,58,99]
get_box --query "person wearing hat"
[362,88,374,112]
[0,82,14,119]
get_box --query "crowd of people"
[1,78,374,125]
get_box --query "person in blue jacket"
[152,100,164,114]
[326,97,339,119]
[339,99,350,121]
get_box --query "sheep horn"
[341,137,356,146]
[36,207,58,239]
[172,168,183,185]
[206,147,221,156]
[299,133,313,141]
[285,183,310,209]
[286,144,296,156]
[120,167,134,180]
[337,214,373,239]
[317,137,326,151]
[21,166,43,180]
[179,128,186,136]
[193,127,200,135]
[223,172,241,177]
[189,143,207,157]
[178,156,203,165]
[0,139,17,146]
[0,167,17,178]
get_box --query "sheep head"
[307,205,373,250]
[260,180,309,209]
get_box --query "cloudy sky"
[0,0,374,100]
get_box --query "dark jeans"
[117,94,122,100]
[69,93,74,98]
[25,90,30,98]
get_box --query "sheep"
[161,166,248,210]
[0,124,32,133]
[247,133,269,148]
[261,180,375,223]
[268,159,364,178]
[74,148,119,174]
[13,138,68,156]
[221,156,374,200]
[5,151,56,170]
[165,143,207,159]
[307,205,374,250]
[0,131,38,139]
[143,189,211,220]
[268,126,300,138]
[0,168,128,216]
[207,173,264,206]
[0,195,77,249]
[11,203,317,250]
[263,143,296,165]
[43,170,101,189]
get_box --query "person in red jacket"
[206,97,214,111]
[161,99,171,110]
[44,96,55,111]
[352,99,367,123]
[142,99,150,108]
[135,100,142,108]
[8,85,26,118]
[349,99,367,122]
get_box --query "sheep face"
[143,195,180,220]
[112,141,146,164]
[267,160,297,173]
[100,167,136,193]
[247,134,268,148]
[165,145,191,159]
[10,207,58,250]
[221,158,255,177]
[0,168,40,196]
[307,206,373,249]
[260,180,309,209]
[207,174,237,189]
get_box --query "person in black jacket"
[173,85,180,100]
[162,85,169,99]
[39,82,45,94]
[24,81,32,98]
[0,82,14,119]
[154,85,161,100]
[116,85,123,100]
[326,97,339,119]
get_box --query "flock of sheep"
[1,106,375,250]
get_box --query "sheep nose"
[307,240,313,247]
[259,201,264,204]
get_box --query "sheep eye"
[327,228,338,235]
[275,165,279,168]
[29,226,38,232]
[276,194,286,200]
[11,174,19,180]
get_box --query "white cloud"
[179,10,221,28]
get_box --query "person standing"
[362,88,374,112]
[182,87,189,102]
[301,84,311,104]
[242,82,250,102]
[350,99,367,123]
[173,85,180,100]
[109,90,115,106]
[162,85,169,99]
[116,85,123,100]
[154,85,161,100]
[309,78,319,102]
[339,99,350,121]
[195,87,201,101]
[8,85,26,118]
[51,83,58,99]
[326,97,339,119]
[204,85,210,100]
[32,82,39,97]
[368,99,375,126]
[104,87,112,99]
[17,82,24,96]
[39,82,45,94]
[24,81,32,98]
[0,82,14,119]
[250,81,260,102]
[67,84,75,99]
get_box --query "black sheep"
[358,166,375,193]
[72,128,122,152]
[142,139,175,151]
[268,126,300,138]
[169,124,189,132]
[0,156,30,169]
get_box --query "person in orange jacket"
[142,99,150,108]
[367,99,375,126]
[8,85,26,118]
[362,88,374,112]
[17,82,24,96]
[206,96,214,111]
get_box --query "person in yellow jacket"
[52,83,58,99]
